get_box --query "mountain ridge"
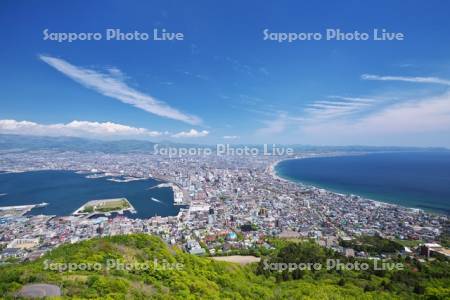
[0,134,447,154]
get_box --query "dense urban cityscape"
[1,148,448,262]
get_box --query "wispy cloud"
[256,113,288,135]
[223,135,239,139]
[0,119,163,139]
[39,55,201,125]
[106,67,127,80]
[225,56,252,75]
[327,96,379,103]
[299,91,450,146]
[171,129,209,138]
[178,70,209,81]
[362,74,450,86]
[239,94,264,105]
[303,96,378,120]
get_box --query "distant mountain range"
[0,134,447,154]
[0,134,157,153]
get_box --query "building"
[7,238,40,249]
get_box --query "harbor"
[149,182,186,205]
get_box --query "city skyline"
[1,1,450,146]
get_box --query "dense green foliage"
[0,234,449,299]
[340,235,404,255]
[257,238,450,299]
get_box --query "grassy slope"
[0,234,441,299]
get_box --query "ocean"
[0,170,182,218]
[275,151,450,215]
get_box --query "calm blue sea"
[0,170,182,218]
[276,151,450,215]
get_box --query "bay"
[276,151,450,215]
[0,170,182,218]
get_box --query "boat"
[150,197,163,204]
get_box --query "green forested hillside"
[0,234,449,299]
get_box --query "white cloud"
[299,91,450,146]
[39,55,201,125]
[304,96,377,120]
[361,74,450,86]
[171,129,209,138]
[107,67,127,80]
[223,135,239,139]
[0,119,163,139]
[254,96,376,138]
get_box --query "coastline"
[268,152,352,183]
[268,159,290,183]
[269,154,446,216]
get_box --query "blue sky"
[1,0,450,146]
